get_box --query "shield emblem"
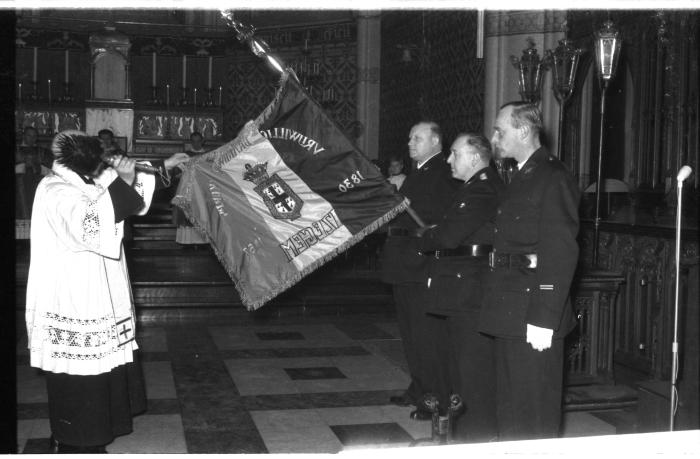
[254,173,304,220]
[244,162,304,220]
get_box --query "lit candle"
[166,84,170,107]
[47,79,51,103]
[64,50,69,83]
[218,85,222,106]
[152,52,157,87]
[208,56,212,89]
[18,82,22,101]
[32,47,37,81]
[194,87,197,106]
[182,55,187,88]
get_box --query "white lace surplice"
[25,163,155,376]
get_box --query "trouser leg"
[493,337,565,441]
[393,284,430,401]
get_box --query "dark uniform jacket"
[380,153,458,284]
[479,147,580,339]
[420,166,504,315]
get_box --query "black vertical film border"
[1,8,18,455]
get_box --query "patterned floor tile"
[250,409,342,453]
[142,361,177,399]
[210,324,355,350]
[284,366,348,380]
[107,414,187,453]
[256,331,305,340]
[184,429,268,454]
[136,327,168,352]
[330,422,413,446]
[561,411,617,437]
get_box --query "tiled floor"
[16,313,638,453]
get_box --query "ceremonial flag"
[173,72,408,310]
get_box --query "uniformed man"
[417,133,503,442]
[380,121,458,419]
[480,102,580,440]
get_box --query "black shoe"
[389,394,414,407]
[410,408,433,421]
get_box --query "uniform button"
[456,273,462,278]
[497,209,502,214]
[526,288,530,292]
[494,228,498,232]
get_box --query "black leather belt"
[421,244,493,258]
[488,251,537,269]
[387,227,411,237]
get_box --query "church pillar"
[355,11,381,160]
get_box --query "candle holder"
[204,87,215,107]
[179,87,189,106]
[510,37,546,104]
[59,82,74,104]
[147,85,161,105]
[29,80,39,102]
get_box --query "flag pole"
[405,205,427,228]
[221,11,286,75]
[222,10,423,231]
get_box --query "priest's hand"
[526,323,553,351]
[112,155,136,186]
[165,152,191,170]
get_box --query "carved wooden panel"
[580,223,699,378]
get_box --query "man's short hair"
[456,132,493,163]
[417,121,442,146]
[500,101,543,135]
[190,131,203,141]
[97,129,114,139]
[23,126,38,135]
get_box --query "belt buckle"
[434,250,440,259]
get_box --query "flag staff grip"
[405,205,427,228]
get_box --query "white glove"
[526,323,553,351]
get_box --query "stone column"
[355,11,381,160]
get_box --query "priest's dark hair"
[51,130,105,177]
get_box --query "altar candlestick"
[218,86,222,106]
[166,84,170,108]
[47,79,52,103]
[208,56,213,89]
[182,55,187,88]
[64,50,69,83]
[32,47,37,81]
[194,87,197,106]
[152,52,157,86]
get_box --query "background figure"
[25,131,188,453]
[98,128,126,157]
[173,131,209,247]
[15,126,53,239]
[480,102,580,441]
[380,121,458,419]
[417,133,503,443]
[386,154,407,190]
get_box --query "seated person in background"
[387,154,407,190]
[98,129,126,157]
[173,131,210,247]
[16,126,53,239]
[187,131,207,155]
